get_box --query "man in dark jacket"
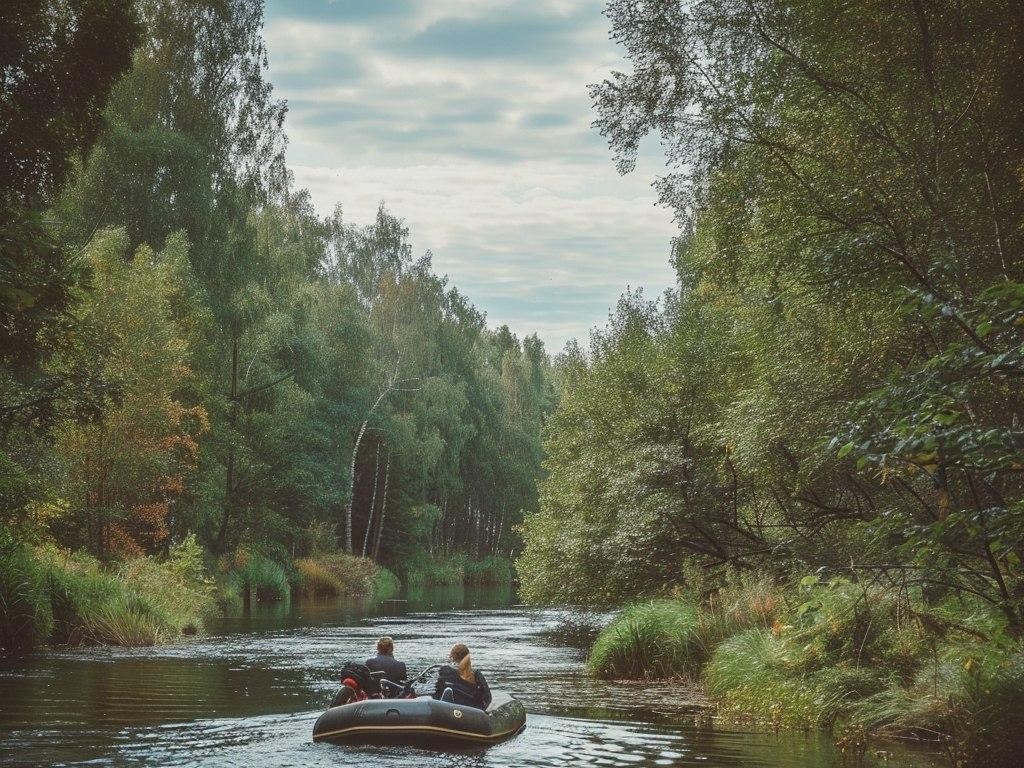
[365,635,407,684]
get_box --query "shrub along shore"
[586,575,1024,767]
[1,525,515,653]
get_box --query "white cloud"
[265,0,678,351]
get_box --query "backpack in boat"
[338,661,377,696]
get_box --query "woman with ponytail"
[433,642,492,709]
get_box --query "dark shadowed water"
[0,587,946,767]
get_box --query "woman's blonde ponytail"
[449,643,474,683]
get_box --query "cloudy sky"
[264,0,678,352]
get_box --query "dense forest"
[517,1,1024,764]
[1,0,553,651]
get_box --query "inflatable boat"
[313,691,525,746]
[313,660,526,751]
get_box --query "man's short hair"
[377,635,394,654]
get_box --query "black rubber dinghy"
[312,691,526,747]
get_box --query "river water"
[0,586,946,768]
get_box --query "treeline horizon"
[1,0,555,574]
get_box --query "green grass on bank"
[292,553,399,601]
[405,552,466,587]
[589,576,779,679]
[1,531,216,651]
[589,600,701,678]
[465,554,514,586]
[223,550,291,603]
[586,575,1024,767]
[372,566,401,600]
[2,523,513,653]
[404,552,515,588]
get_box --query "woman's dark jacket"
[433,665,492,709]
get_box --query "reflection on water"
[0,584,945,768]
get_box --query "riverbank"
[585,575,1024,768]
[1,532,218,650]
[1,528,519,653]
[0,533,402,652]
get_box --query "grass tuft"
[404,553,467,587]
[588,599,701,679]
[0,531,53,653]
[228,552,290,602]
[587,575,783,680]
[292,554,401,600]
[465,555,514,586]
[294,557,344,597]
[373,566,401,600]
[704,628,850,728]
[85,592,168,646]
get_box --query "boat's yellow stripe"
[313,722,522,743]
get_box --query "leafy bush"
[545,609,610,649]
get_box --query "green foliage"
[42,551,120,645]
[521,0,1024,674]
[293,557,344,598]
[704,628,847,729]
[699,579,1024,764]
[588,576,783,680]
[2,0,555,642]
[834,282,1024,627]
[580,571,1024,763]
[1,535,216,650]
[400,552,515,589]
[0,0,139,369]
[85,592,171,647]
